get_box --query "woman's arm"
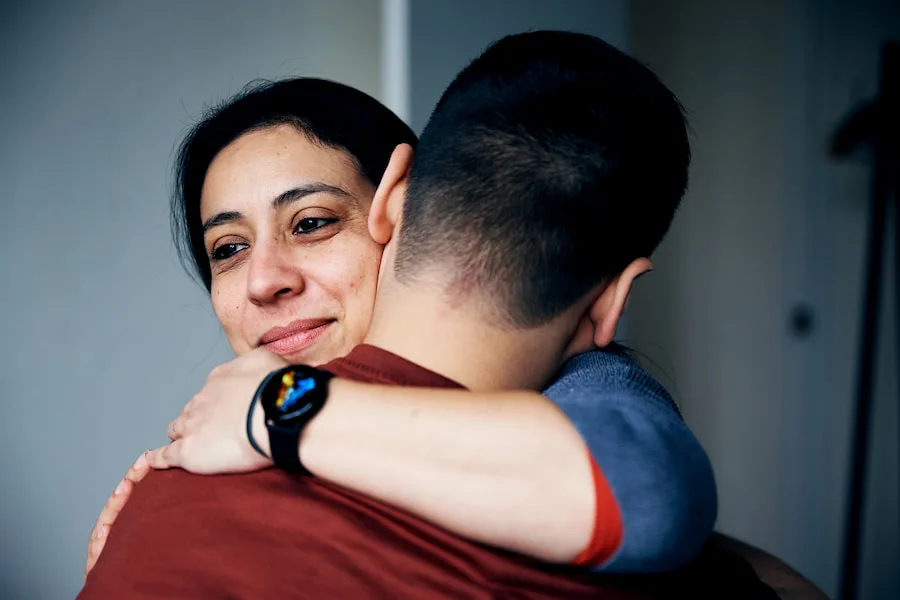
[298,380,597,563]
[85,386,593,574]
[297,350,716,572]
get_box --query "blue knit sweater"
[544,349,718,573]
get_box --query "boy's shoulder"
[544,347,682,419]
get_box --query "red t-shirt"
[79,345,774,599]
[79,345,628,599]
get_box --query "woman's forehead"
[200,125,371,219]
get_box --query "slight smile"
[258,319,335,356]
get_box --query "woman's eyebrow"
[272,182,355,209]
[202,183,355,234]
[202,211,242,234]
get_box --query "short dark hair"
[172,78,417,290]
[397,31,689,328]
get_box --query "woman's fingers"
[85,482,130,577]
[85,524,107,578]
[85,455,149,579]
[146,440,182,470]
[126,452,151,483]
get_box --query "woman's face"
[199,124,383,365]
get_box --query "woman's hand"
[84,453,151,579]
[146,349,287,474]
[85,349,286,578]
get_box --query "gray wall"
[630,1,899,598]
[0,1,380,598]
[409,0,629,133]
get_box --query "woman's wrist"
[296,376,348,473]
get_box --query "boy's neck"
[362,282,576,392]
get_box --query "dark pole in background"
[832,42,899,600]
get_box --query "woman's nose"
[246,240,305,305]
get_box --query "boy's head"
[372,30,689,348]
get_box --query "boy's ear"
[369,143,414,245]
[588,258,653,348]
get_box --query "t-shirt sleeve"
[570,452,624,567]
[542,350,718,573]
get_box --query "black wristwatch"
[250,365,333,473]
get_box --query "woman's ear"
[369,143,414,245]
[589,258,653,348]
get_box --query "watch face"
[266,368,319,422]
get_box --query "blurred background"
[0,0,897,598]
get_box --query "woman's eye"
[294,217,338,234]
[211,242,248,261]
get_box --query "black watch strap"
[268,423,307,473]
[246,393,268,459]
[254,365,332,474]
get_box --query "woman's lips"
[258,319,335,356]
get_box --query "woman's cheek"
[211,279,249,355]
[343,243,382,335]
